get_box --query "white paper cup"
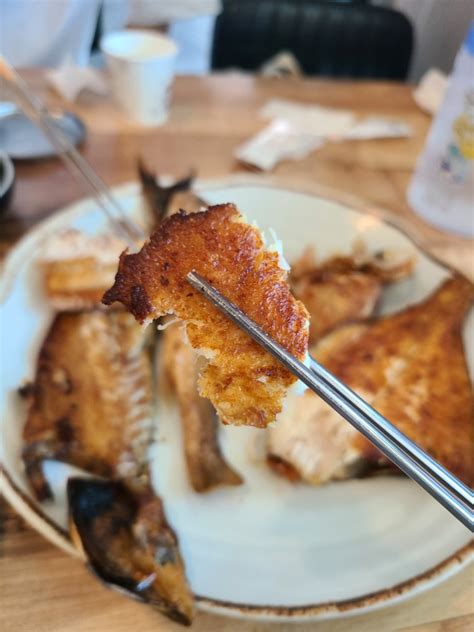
[101,30,178,126]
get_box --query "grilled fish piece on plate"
[21,310,152,498]
[162,323,243,492]
[291,244,415,343]
[68,477,193,625]
[140,163,242,489]
[40,230,126,310]
[21,309,194,624]
[268,276,474,486]
[39,159,194,311]
[103,203,310,428]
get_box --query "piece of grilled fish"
[40,166,201,311]
[22,310,152,499]
[21,310,194,624]
[163,323,243,492]
[68,478,193,626]
[268,276,474,486]
[40,230,126,310]
[291,245,415,343]
[139,162,242,489]
[103,204,310,428]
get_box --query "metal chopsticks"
[187,271,473,531]
[0,56,143,249]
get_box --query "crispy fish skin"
[68,478,194,626]
[21,310,152,500]
[163,324,243,492]
[269,276,474,486]
[290,246,415,342]
[103,204,309,428]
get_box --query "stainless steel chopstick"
[187,271,473,531]
[0,56,144,248]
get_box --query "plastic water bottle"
[408,23,474,237]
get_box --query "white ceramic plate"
[1,180,472,622]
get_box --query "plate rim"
[1,176,472,622]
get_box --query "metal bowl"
[0,111,86,160]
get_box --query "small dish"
[0,111,86,160]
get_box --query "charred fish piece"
[68,477,194,626]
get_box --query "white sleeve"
[0,0,128,67]
[170,14,217,75]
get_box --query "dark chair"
[211,0,413,80]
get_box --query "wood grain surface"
[0,72,473,632]
[0,522,472,632]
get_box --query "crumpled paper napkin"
[236,98,412,170]
[234,119,325,171]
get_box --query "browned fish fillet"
[291,245,415,342]
[40,230,125,310]
[163,323,243,491]
[22,309,194,624]
[41,165,200,310]
[42,257,119,310]
[103,204,310,427]
[22,310,152,499]
[269,276,474,486]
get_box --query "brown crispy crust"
[268,276,473,487]
[292,270,381,342]
[315,276,474,486]
[103,204,309,427]
[290,247,414,343]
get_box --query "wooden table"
[1,72,473,632]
